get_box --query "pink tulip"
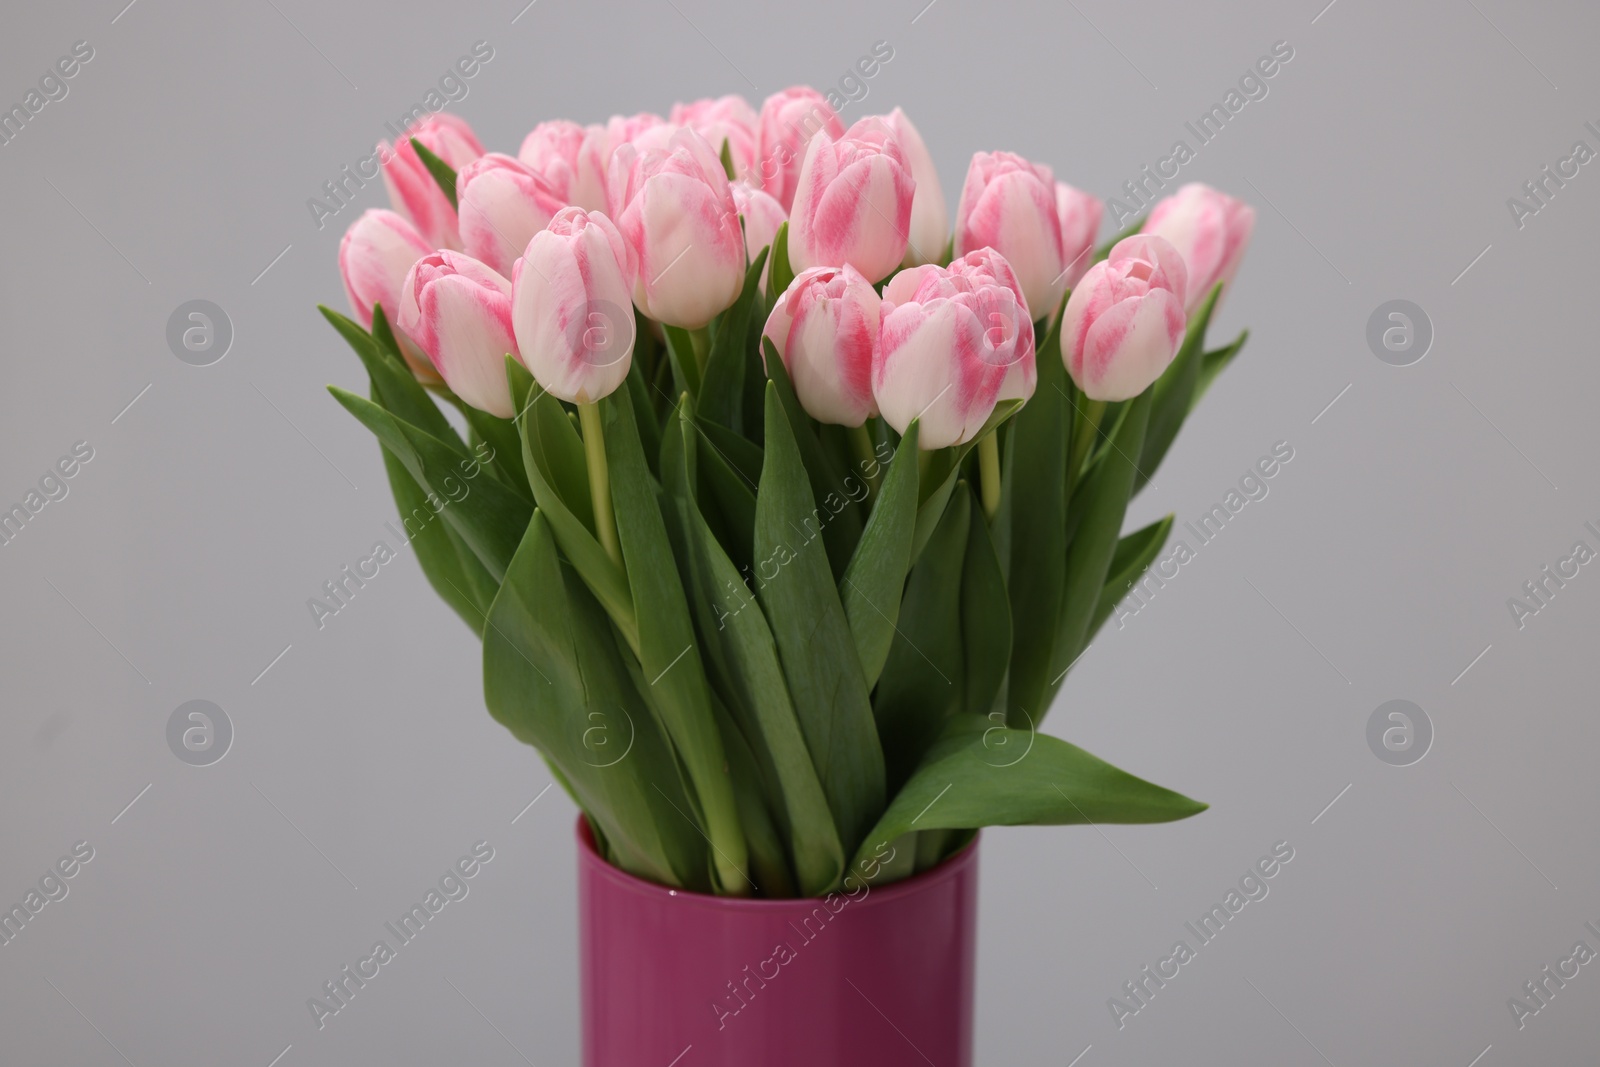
[511,207,638,404]
[339,209,437,382]
[456,153,568,277]
[609,126,745,329]
[788,117,915,284]
[340,209,431,329]
[1060,235,1188,402]
[756,86,844,210]
[607,111,666,152]
[953,150,1065,319]
[947,248,1037,403]
[397,251,519,417]
[1143,183,1255,312]
[1055,182,1104,295]
[882,108,947,267]
[379,113,485,250]
[671,95,759,180]
[518,120,609,212]
[763,265,880,427]
[876,252,1033,449]
[730,181,788,288]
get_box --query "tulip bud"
[1060,235,1188,402]
[876,252,1033,449]
[953,150,1065,319]
[1055,182,1104,295]
[379,113,485,250]
[730,181,788,289]
[1142,183,1255,312]
[882,108,947,268]
[763,265,880,427]
[518,119,609,212]
[511,207,638,404]
[789,117,915,285]
[947,248,1037,403]
[339,209,438,382]
[397,251,519,417]
[607,111,667,153]
[457,153,568,277]
[609,126,745,329]
[340,209,431,329]
[670,95,759,180]
[756,86,845,210]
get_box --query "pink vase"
[577,818,979,1066]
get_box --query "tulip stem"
[578,401,623,570]
[978,432,1002,522]
[849,423,882,499]
[688,326,713,378]
[1067,398,1107,489]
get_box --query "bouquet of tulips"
[322,88,1254,897]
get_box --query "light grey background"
[3,0,1597,1063]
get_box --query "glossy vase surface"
[577,818,979,1066]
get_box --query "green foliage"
[409,137,458,210]
[322,251,1245,897]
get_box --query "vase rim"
[574,815,979,912]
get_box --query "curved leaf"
[328,387,528,582]
[840,421,919,686]
[873,485,969,792]
[852,716,1206,874]
[483,511,707,889]
[755,385,886,856]
[600,392,748,893]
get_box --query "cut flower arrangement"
[321,87,1248,1062]
[320,84,1255,1062]
[324,89,1255,897]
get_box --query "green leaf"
[505,361,637,649]
[1048,388,1153,711]
[372,418,496,633]
[754,384,886,857]
[1005,348,1068,725]
[319,305,467,455]
[760,338,864,578]
[766,221,793,305]
[690,417,759,568]
[482,510,708,889]
[839,421,919,687]
[1137,283,1220,494]
[367,302,406,362]
[741,296,770,449]
[661,325,702,397]
[527,389,595,531]
[873,485,969,791]
[695,417,764,490]
[1088,514,1174,642]
[624,360,662,478]
[1194,328,1249,409]
[719,137,738,181]
[851,716,1207,874]
[700,247,769,432]
[664,404,845,896]
[601,392,748,894]
[713,695,795,897]
[328,388,529,582]
[961,485,1012,718]
[449,398,532,504]
[409,137,458,211]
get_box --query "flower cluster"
[324,87,1258,900]
[337,90,1255,432]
